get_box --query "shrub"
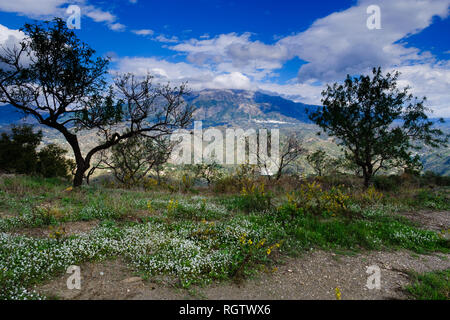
[0,125,42,174]
[421,171,450,187]
[236,183,272,213]
[295,182,350,217]
[373,175,401,191]
[213,175,238,193]
[37,144,75,178]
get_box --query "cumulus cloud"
[396,62,450,117]
[210,72,252,90]
[164,0,450,116]
[279,0,450,82]
[171,32,290,80]
[114,57,255,91]
[0,0,126,32]
[155,34,179,43]
[0,24,25,45]
[0,0,67,18]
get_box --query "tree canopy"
[308,67,448,187]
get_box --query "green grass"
[0,174,449,299]
[405,270,450,300]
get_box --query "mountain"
[187,89,317,127]
[0,90,449,175]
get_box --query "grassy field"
[0,174,449,300]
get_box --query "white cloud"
[211,72,252,90]
[114,57,255,91]
[279,0,450,82]
[155,34,179,43]
[0,0,126,32]
[0,0,67,18]
[257,80,324,106]
[396,62,450,117]
[171,32,290,80]
[166,0,450,116]
[0,24,24,44]
[108,22,126,32]
[132,29,154,36]
[84,5,116,23]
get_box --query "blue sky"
[0,0,449,116]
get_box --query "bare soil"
[14,220,99,238]
[397,210,449,233]
[35,250,449,300]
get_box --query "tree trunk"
[73,167,84,187]
[363,166,373,189]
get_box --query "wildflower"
[335,287,342,300]
[147,201,153,212]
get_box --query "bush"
[236,183,272,213]
[421,171,450,187]
[373,175,401,191]
[37,144,75,178]
[0,125,42,174]
[213,175,238,193]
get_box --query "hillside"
[0,90,449,175]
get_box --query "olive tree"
[308,67,448,188]
[0,19,194,187]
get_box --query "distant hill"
[0,90,449,175]
[187,89,317,127]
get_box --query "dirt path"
[36,250,449,300]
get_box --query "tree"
[306,150,329,176]
[99,135,173,187]
[0,125,42,174]
[254,131,305,180]
[188,161,223,186]
[0,19,194,187]
[274,134,305,180]
[308,67,448,188]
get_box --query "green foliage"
[412,189,450,210]
[0,175,449,299]
[309,67,448,187]
[0,126,71,179]
[106,135,172,187]
[373,175,402,191]
[187,162,223,185]
[37,144,75,178]
[421,171,450,187]
[405,270,449,300]
[306,150,329,176]
[0,125,42,174]
[236,183,272,213]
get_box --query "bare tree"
[256,132,305,180]
[0,19,194,187]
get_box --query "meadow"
[0,171,448,300]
